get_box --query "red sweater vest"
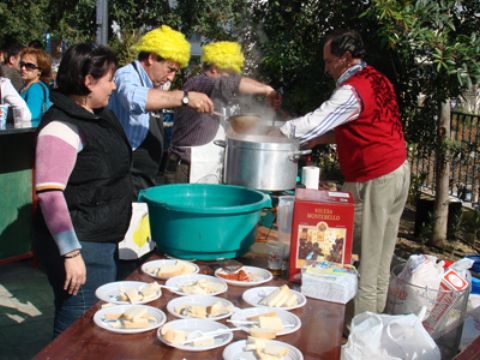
[334,66,407,182]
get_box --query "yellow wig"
[134,25,191,68]
[201,41,245,74]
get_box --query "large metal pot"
[217,133,310,191]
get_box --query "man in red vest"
[280,29,410,317]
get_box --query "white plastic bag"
[389,255,443,314]
[118,202,155,260]
[341,311,441,360]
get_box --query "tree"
[365,0,480,247]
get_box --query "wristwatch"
[181,91,189,106]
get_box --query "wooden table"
[33,254,346,360]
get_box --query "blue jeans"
[37,240,118,337]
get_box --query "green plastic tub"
[138,184,271,260]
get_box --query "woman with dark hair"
[19,47,52,126]
[34,43,132,336]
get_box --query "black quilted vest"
[38,91,132,243]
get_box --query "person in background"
[164,41,280,184]
[109,25,213,200]
[28,39,44,49]
[19,48,52,127]
[1,41,24,91]
[0,67,32,122]
[280,30,410,317]
[34,43,132,337]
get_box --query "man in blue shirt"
[109,25,213,199]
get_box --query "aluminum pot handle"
[213,140,226,147]
[289,149,312,161]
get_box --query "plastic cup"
[277,195,294,245]
[0,104,9,130]
[13,107,29,128]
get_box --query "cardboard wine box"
[288,188,354,282]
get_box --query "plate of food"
[95,281,162,305]
[93,304,166,334]
[222,338,304,360]
[167,295,235,320]
[215,266,273,287]
[141,259,199,280]
[229,307,301,336]
[165,274,228,296]
[242,285,306,311]
[157,319,234,352]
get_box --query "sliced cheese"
[192,336,215,347]
[125,288,143,304]
[103,312,123,321]
[121,317,150,329]
[245,336,268,351]
[258,316,283,332]
[140,282,161,300]
[156,260,185,278]
[187,304,207,318]
[247,312,278,322]
[162,328,188,344]
[123,307,148,321]
[248,327,278,339]
[207,301,231,317]
[284,292,298,307]
[263,344,289,357]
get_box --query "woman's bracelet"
[64,250,81,259]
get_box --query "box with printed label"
[288,188,354,282]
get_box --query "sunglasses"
[19,61,39,71]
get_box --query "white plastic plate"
[141,259,199,280]
[157,319,233,352]
[229,307,301,336]
[214,266,273,287]
[93,304,166,334]
[167,295,235,320]
[242,286,307,311]
[222,339,304,360]
[165,274,228,296]
[95,281,161,305]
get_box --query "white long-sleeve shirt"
[280,62,366,144]
[0,77,32,121]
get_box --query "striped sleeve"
[280,85,361,143]
[35,121,83,255]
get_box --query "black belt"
[165,152,189,172]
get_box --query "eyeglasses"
[19,61,39,71]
